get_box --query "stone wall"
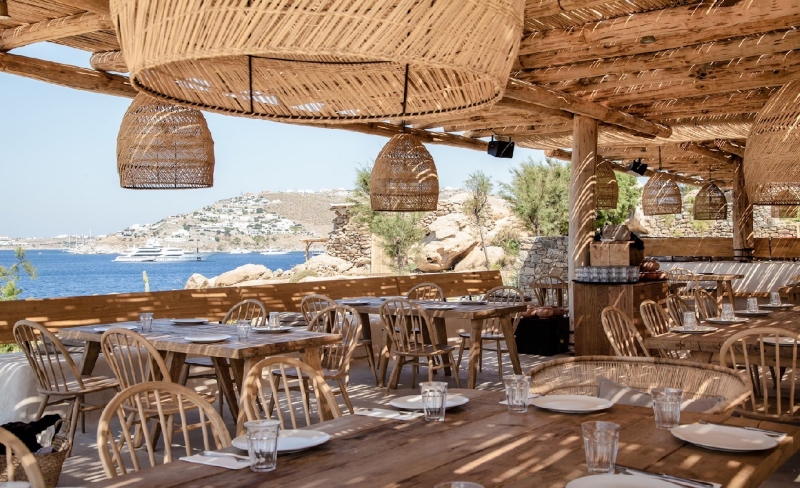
[325,204,371,269]
[516,236,569,290]
[644,201,799,238]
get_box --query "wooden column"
[732,158,754,261]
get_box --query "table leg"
[689,351,713,363]
[725,280,736,308]
[164,352,188,382]
[432,317,452,376]
[359,311,383,385]
[212,357,239,420]
[231,359,245,391]
[79,341,101,376]
[499,315,522,376]
[300,346,335,421]
[467,318,483,389]
[234,356,260,435]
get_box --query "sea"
[0,250,307,299]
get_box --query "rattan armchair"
[600,306,650,358]
[695,289,719,320]
[666,294,692,327]
[406,283,444,301]
[640,300,685,360]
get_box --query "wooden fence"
[642,237,800,259]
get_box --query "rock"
[416,214,478,272]
[215,264,273,287]
[625,207,650,235]
[293,254,354,276]
[184,273,210,289]
[237,279,273,287]
[455,246,505,272]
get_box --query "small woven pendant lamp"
[370,133,439,212]
[117,93,215,189]
[745,80,800,205]
[693,181,727,220]
[596,159,619,210]
[110,0,524,124]
[642,147,682,215]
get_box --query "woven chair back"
[695,289,718,320]
[222,299,267,326]
[406,282,444,301]
[640,300,683,360]
[484,286,525,334]
[13,320,85,394]
[666,294,692,327]
[665,267,696,299]
[307,305,362,374]
[300,294,337,324]
[239,357,341,433]
[101,329,171,395]
[720,327,800,421]
[380,298,438,355]
[0,426,46,486]
[531,276,567,306]
[600,307,650,358]
[528,356,750,418]
[98,382,230,478]
[787,285,800,306]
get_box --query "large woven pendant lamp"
[642,147,682,215]
[596,158,619,210]
[0,1,10,20]
[693,181,727,220]
[370,133,439,212]
[111,0,524,124]
[117,93,215,189]
[744,80,800,205]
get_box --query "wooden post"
[569,115,598,345]
[732,158,754,261]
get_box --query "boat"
[114,241,212,262]
[229,248,252,254]
[260,248,289,255]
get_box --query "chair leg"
[386,356,404,394]
[363,343,379,385]
[337,378,354,415]
[66,396,81,457]
[449,352,462,388]
[456,337,468,371]
[35,395,49,421]
[496,340,503,382]
[411,362,417,390]
[79,395,86,434]
[428,358,435,383]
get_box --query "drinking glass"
[629,266,639,283]
[598,267,609,283]
[503,375,531,413]
[609,267,620,283]
[771,291,782,306]
[651,388,682,430]
[245,419,280,472]
[581,421,620,474]
[420,381,447,422]
[589,267,599,283]
[721,303,735,322]
[682,311,697,330]
[747,297,759,313]
[434,483,484,488]
[139,312,153,332]
[269,311,281,329]
[236,319,251,341]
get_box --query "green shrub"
[491,227,521,257]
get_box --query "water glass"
[628,266,640,283]
[747,297,759,313]
[434,483,484,488]
[268,311,281,329]
[652,388,682,430]
[589,267,599,283]
[503,375,531,413]
[236,319,251,341]
[771,291,782,306]
[245,419,280,472]
[721,303,735,321]
[421,381,447,422]
[581,421,620,474]
[682,311,697,330]
[139,312,153,332]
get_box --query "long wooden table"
[92,388,800,487]
[671,271,744,307]
[60,319,341,421]
[339,298,527,388]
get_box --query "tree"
[501,157,570,236]
[463,171,493,267]
[1,248,37,300]
[595,173,643,230]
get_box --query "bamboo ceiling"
[0,0,797,186]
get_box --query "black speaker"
[488,140,515,158]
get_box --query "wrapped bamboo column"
[732,158,754,261]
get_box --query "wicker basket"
[595,159,618,210]
[0,436,69,488]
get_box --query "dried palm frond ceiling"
[0,0,798,189]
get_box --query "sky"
[0,44,544,238]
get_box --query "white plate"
[760,336,798,346]
[530,395,613,413]
[669,326,718,334]
[94,324,139,332]
[671,423,778,452]
[458,301,486,306]
[389,394,469,410]
[424,304,456,310]
[184,334,230,344]
[567,474,676,488]
[761,304,793,309]
[734,310,771,317]
[704,317,749,325]
[380,296,407,301]
[232,429,331,453]
[171,318,208,325]
[341,300,368,306]
[251,326,293,334]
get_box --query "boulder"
[215,264,273,287]
[625,207,651,235]
[184,273,210,289]
[455,246,505,272]
[292,254,354,276]
[416,213,478,272]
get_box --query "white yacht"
[114,241,211,262]
[260,248,289,255]
[229,248,252,254]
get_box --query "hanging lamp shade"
[370,134,438,212]
[0,0,10,20]
[745,80,800,205]
[117,93,215,189]
[110,0,524,124]
[596,159,619,210]
[642,173,682,215]
[693,182,728,220]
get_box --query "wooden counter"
[573,281,668,355]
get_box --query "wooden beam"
[89,50,127,72]
[0,12,113,51]
[621,89,775,119]
[0,52,135,98]
[568,116,596,297]
[53,0,110,16]
[519,0,800,68]
[493,97,573,121]
[732,158,754,260]
[319,123,488,152]
[679,142,733,166]
[714,139,746,158]
[504,79,671,138]
[526,0,611,19]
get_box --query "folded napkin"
[180,453,252,470]
[355,408,423,421]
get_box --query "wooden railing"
[0,270,503,343]
[642,237,800,259]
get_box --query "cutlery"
[618,466,714,488]
[698,420,786,438]
[201,451,250,462]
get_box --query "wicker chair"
[695,289,719,320]
[13,320,119,456]
[406,283,444,301]
[666,294,692,327]
[528,356,750,419]
[639,300,685,360]
[239,357,342,435]
[455,285,525,381]
[600,307,650,358]
[0,426,46,486]
[720,327,800,423]
[787,285,800,306]
[665,267,696,300]
[531,275,567,307]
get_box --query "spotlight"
[0,1,10,20]
[488,136,514,159]
[630,158,648,176]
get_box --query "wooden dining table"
[92,388,800,488]
[59,319,342,421]
[337,297,528,388]
[670,271,744,307]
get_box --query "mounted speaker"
[488,139,514,158]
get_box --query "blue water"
[0,250,307,299]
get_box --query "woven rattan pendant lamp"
[370,133,439,212]
[117,93,215,189]
[596,158,619,210]
[642,147,682,215]
[111,0,525,124]
[693,181,727,220]
[745,80,800,205]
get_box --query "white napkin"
[624,467,721,488]
[180,453,252,470]
[355,408,423,421]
